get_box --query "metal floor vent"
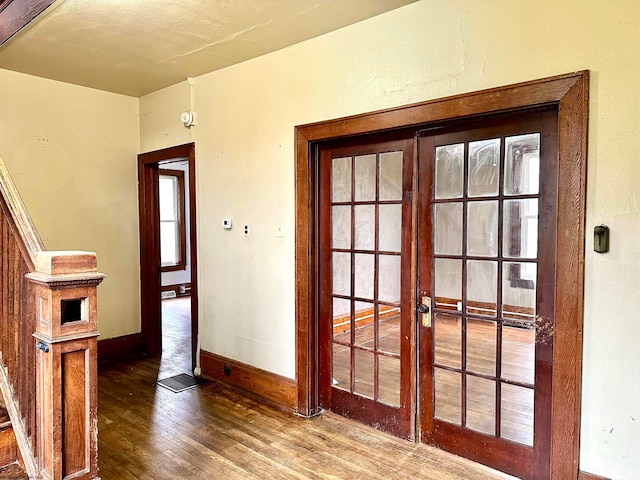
[157,373,204,393]
[161,290,177,300]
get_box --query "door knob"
[417,304,430,314]
[418,297,431,327]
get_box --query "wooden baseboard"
[578,471,611,480]
[98,333,145,363]
[161,283,191,297]
[200,350,296,410]
[333,305,399,335]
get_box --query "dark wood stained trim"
[159,169,187,273]
[0,0,55,47]
[97,333,144,364]
[161,283,191,297]
[295,71,588,479]
[138,143,198,371]
[578,471,611,480]
[200,350,296,410]
[551,72,589,480]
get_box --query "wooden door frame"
[138,142,199,370]
[295,72,588,479]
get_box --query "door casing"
[295,72,588,479]
[138,142,199,370]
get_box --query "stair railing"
[0,156,103,480]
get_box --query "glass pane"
[504,134,540,196]
[331,205,351,249]
[354,301,375,349]
[354,349,374,399]
[354,253,374,300]
[332,297,351,342]
[354,154,376,201]
[466,376,496,435]
[434,259,462,309]
[466,319,496,376]
[502,324,535,385]
[378,255,401,303]
[354,205,375,250]
[332,156,352,202]
[468,138,500,197]
[332,252,351,296]
[434,368,461,425]
[378,355,400,407]
[502,262,536,320]
[435,144,464,199]
[466,260,497,317]
[378,204,402,252]
[501,384,534,446]
[159,176,177,221]
[160,221,177,265]
[434,203,462,255]
[331,342,350,391]
[379,151,403,201]
[503,199,538,259]
[467,201,498,257]
[434,313,461,368]
[378,306,400,355]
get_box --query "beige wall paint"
[139,1,640,477]
[139,81,192,153]
[0,68,140,339]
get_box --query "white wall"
[0,68,140,339]
[139,1,640,477]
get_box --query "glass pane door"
[418,110,558,480]
[318,135,414,439]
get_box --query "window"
[159,169,186,271]
[504,134,540,288]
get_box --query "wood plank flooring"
[98,298,514,480]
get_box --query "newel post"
[26,251,105,480]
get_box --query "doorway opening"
[138,143,198,374]
[295,72,588,480]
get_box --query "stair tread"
[0,400,7,426]
[0,462,27,479]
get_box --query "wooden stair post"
[26,251,105,480]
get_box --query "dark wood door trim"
[138,143,199,370]
[295,72,588,479]
[0,0,55,47]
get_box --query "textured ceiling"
[0,0,416,97]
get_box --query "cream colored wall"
[0,68,140,339]
[139,1,640,477]
[139,81,192,153]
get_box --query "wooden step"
[0,426,16,469]
[0,399,8,426]
[0,462,28,479]
[0,397,17,470]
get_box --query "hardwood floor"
[98,298,514,479]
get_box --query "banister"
[0,156,45,264]
[0,154,104,480]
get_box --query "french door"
[318,132,416,439]
[417,110,558,479]
[318,109,559,479]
